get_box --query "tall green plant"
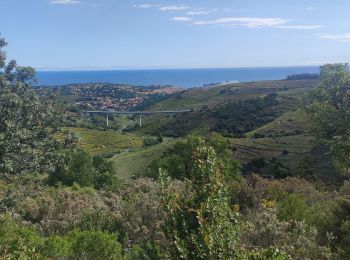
[0,35,77,177]
[159,137,241,259]
[305,63,350,170]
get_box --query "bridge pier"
[85,110,192,128]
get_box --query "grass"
[70,127,143,155]
[146,79,318,111]
[137,80,318,137]
[111,138,176,179]
[245,110,307,138]
[231,134,313,169]
[231,133,345,187]
[69,127,176,179]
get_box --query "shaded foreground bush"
[1,135,350,259]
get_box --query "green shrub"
[143,136,160,147]
[48,149,119,189]
[339,220,350,258]
[125,242,167,260]
[251,157,266,168]
[277,193,309,222]
[42,235,70,258]
[48,149,94,187]
[75,209,118,233]
[159,138,242,259]
[254,133,265,139]
[43,229,122,259]
[147,134,240,180]
[66,230,122,260]
[240,207,334,259]
[0,214,44,259]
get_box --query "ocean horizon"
[36,66,320,88]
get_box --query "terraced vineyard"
[70,127,176,178]
[71,127,143,155]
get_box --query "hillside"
[129,79,345,186]
[132,79,318,137]
[35,83,182,111]
[59,78,346,186]
[71,127,143,155]
[230,109,346,187]
[145,79,318,111]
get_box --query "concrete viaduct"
[84,109,192,127]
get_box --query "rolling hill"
[64,78,345,186]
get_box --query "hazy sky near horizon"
[0,0,349,70]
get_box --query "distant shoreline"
[36,65,320,72]
[36,66,320,88]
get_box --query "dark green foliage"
[75,209,118,233]
[149,109,210,137]
[0,36,6,68]
[93,155,120,189]
[146,93,281,137]
[159,137,242,259]
[61,230,122,260]
[251,157,266,168]
[339,220,350,258]
[305,63,350,170]
[48,149,119,189]
[126,242,167,260]
[277,193,309,222]
[0,214,44,259]
[212,93,279,134]
[282,149,289,155]
[51,149,94,187]
[157,134,164,143]
[286,73,319,80]
[43,230,123,259]
[0,79,77,177]
[254,132,265,138]
[147,133,240,180]
[158,138,292,259]
[143,136,161,146]
[0,36,77,177]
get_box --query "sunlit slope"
[71,127,143,155]
[146,79,318,111]
[111,138,176,179]
[134,79,318,137]
[230,110,346,187]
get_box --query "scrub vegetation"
[1,36,350,259]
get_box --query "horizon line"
[35,64,325,72]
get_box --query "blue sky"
[0,0,349,70]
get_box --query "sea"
[36,66,319,88]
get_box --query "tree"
[48,149,94,187]
[159,138,290,259]
[159,138,242,259]
[48,149,118,189]
[0,35,76,177]
[148,134,240,180]
[305,63,350,170]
